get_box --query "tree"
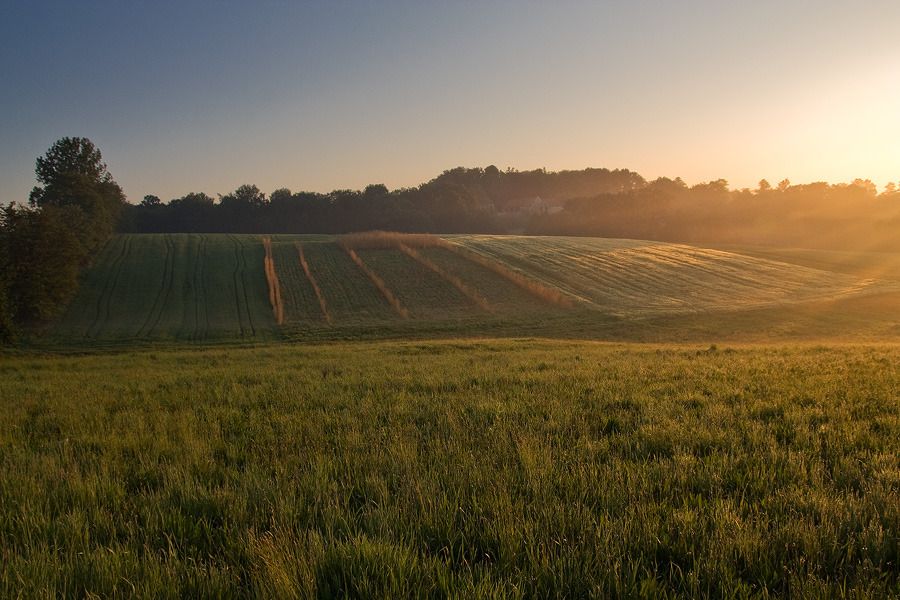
[28,137,124,257]
[269,188,292,207]
[171,192,215,207]
[218,185,266,232]
[220,184,266,209]
[364,183,389,197]
[141,194,162,208]
[2,204,84,324]
[0,138,125,336]
[33,137,110,187]
[851,178,877,197]
[167,192,216,232]
[30,137,118,207]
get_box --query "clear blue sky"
[2,1,899,203]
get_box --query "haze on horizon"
[1,0,898,203]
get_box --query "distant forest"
[124,167,900,251]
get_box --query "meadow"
[1,339,898,597]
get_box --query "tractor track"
[137,235,175,338]
[86,236,129,338]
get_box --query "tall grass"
[340,244,410,318]
[1,340,898,597]
[261,237,284,325]
[295,242,332,325]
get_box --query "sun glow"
[780,60,900,189]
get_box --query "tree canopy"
[1,137,124,338]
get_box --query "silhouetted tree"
[220,184,266,209]
[0,137,127,338]
[28,137,125,257]
[364,183,389,197]
[269,188,292,206]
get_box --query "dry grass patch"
[262,237,284,325]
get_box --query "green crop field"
[1,340,898,597]
[53,234,276,342]
[45,233,900,346]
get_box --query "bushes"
[1,205,85,326]
[0,260,12,342]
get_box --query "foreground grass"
[1,340,898,598]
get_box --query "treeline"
[120,167,644,234]
[122,167,900,251]
[531,177,900,251]
[0,138,124,340]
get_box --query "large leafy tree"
[218,184,267,232]
[220,184,266,209]
[32,137,110,192]
[28,137,125,257]
[0,137,125,336]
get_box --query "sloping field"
[50,233,900,343]
[419,246,553,312]
[269,242,324,325]
[354,248,480,319]
[54,234,276,341]
[292,241,397,323]
[452,235,900,316]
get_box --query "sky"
[1,0,899,203]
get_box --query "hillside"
[48,233,900,344]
